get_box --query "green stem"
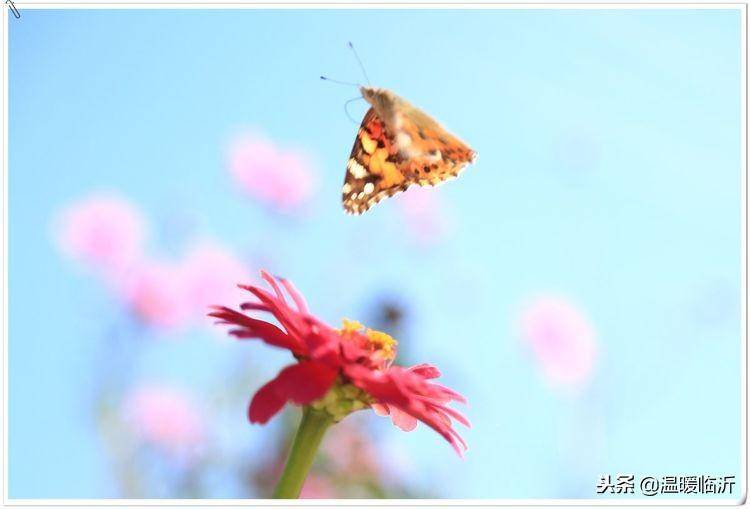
[272,407,333,499]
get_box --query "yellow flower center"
[339,318,397,359]
[340,318,364,334]
[365,329,397,356]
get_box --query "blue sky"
[8,8,743,499]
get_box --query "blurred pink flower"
[105,240,251,331]
[300,475,336,499]
[120,261,189,330]
[519,296,598,389]
[54,193,147,277]
[321,418,381,477]
[227,132,317,213]
[396,187,453,246]
[179,241,252,316]
[123,384,205,456]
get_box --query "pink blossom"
[300,476,336,499]
[396,187,453,246]
[519,296,598,389]
[227,132,317,213]
[179,241,251,316]
[321,418,381,477]
[123,384,205,456]
[119,261,189,330]
[113,242,251,331]
[54,193,147,278]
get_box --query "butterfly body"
[342,86,476,215]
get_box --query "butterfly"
[342,86,477,215]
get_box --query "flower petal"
[208,306,302,353]
[409,363,441,379]
[429,403,471,428]
[239,284,306,342]
[276,361,338,405]
[371,403,389,416]
[389,406,419,432]
[429,382,468,404]
[344,365,411,408]
[304,321,342,366]
[279,276,309,314]
[260,270,288,305]
[239,302,270,312]
[348,364,468,456]
[248,376,288,424]
[248,361,337,424]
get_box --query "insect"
[324,45,477,215]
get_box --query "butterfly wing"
[394,106,477,186]
[342,108,410,215]
[342,101,476,215]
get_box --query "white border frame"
[0,2,746,507]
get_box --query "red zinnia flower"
[209,271,469,456]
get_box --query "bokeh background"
[8,8,743,499]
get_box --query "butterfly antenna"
[347,42,371,86]
[344,96,364,125]
[320,76,360,87]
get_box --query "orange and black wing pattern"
[342,108,409,215]
[394,107,476,187]
[342,102,476,215]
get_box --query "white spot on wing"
[426,150,442,164]
[396,132,412,149]
[347,158,368,179]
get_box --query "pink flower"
[396,187,453,246]
[113,242,250,331]
[123,384,205,456]
[54,193,147,278]
[300,476,336,499]
[227,132,317,213]
[179,241,251,316]
[120,261,189,330]
[519,296,598,389]
[209,271,469,456]
[321,418,381,477]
